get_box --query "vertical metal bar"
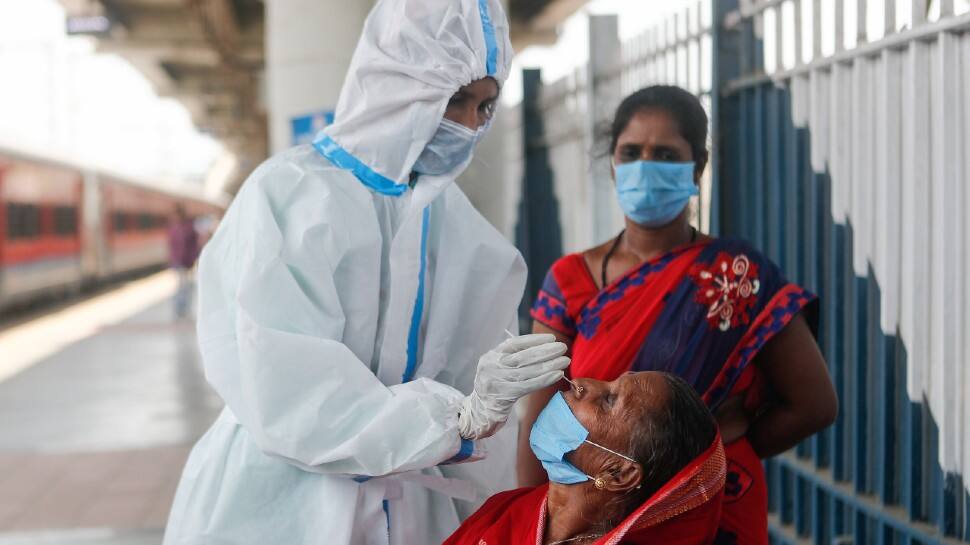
[695,1,704,93]
[668,15,678,82]
[796,474,808,535]
[812,0,822,58]
[814,266,833,471]
[854,509,868,545]
[766,85,782,264]
[912,0,928,25]
[740,90,752,238]
[778,82,796,277]
[962,34,970,543]
[741,7,755,77]
[898,336,917,512]
[783,465,795,525]
[928,414,944,534]
[828,497,843,544]
[813,485,826,545]
[834,0,845,51]
[753,11,765,74]
[848,55,869,496]
[793,0,804,65]
[940,0,954,16]
[879,46,903,508]
[774,6,785,72]
[841,220,857,486]
[899,37,931,522]
[808,65,829,469]
[673,12,682,86]
[853,273,869,495]
[753,85,766,248]
[774,458,786,516]
[868,270,886,543]
[931,28,961,539]
[648,29,658,83]
[885,0,896,33]
[827,60,847,484]
[802,73,818,292]
[711,0,741,236]
[857,0,868,43]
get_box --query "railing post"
[912,0,928,25]
[710,0,741,235]
[514,68,563,326]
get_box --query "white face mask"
[412,118,488,176]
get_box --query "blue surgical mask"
[529,391,637,484]
[412,118,488,176]
[614,160,699,228]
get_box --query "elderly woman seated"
[444,371,725,545]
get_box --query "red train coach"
[0,156,84,305]
[0,148,224,312]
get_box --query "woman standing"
[518,86,837,545]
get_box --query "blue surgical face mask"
[614,160,699,228]
[529,391,638,484]
[412,118,488,176]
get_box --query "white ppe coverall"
[162,0,525,544]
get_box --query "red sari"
[530,238,817,545]
[444,438,726,545]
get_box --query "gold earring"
[594,478,606,490]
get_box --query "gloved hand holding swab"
[504,329,583,395]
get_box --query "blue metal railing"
[710,1,970,543]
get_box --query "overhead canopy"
[59,0,266,192]
[57,0,588,195]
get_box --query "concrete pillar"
[265,0,374,154]
[586,15,623,245]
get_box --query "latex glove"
[458,333,570,440]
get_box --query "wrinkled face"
[443,77,499,130]
[563,372,670,476]
[612,108,700,183]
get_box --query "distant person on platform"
[167,204,199,319]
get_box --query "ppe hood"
[314,0,513,196]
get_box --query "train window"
[54,206,78,236]
[113,212,128,233]
[137,213,156,230]
[6,203,41,240]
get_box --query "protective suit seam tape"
[477,0,498,76]
[443,439,475,464]
[312,135,406,196]
[402,205,431,383]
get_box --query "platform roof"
[57,0,586,194]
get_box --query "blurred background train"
[0,147,224,314]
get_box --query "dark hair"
[608,85,709,173]
[622,372,717,515]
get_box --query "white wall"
[265,0,375,154]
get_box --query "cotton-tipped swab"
[504,329,582,393]
[562,376,583,394]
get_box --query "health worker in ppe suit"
[161,0,570,544]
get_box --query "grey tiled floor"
[0,295,223,543]
[0,529,162,545]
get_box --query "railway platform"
[0,272,223,545]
